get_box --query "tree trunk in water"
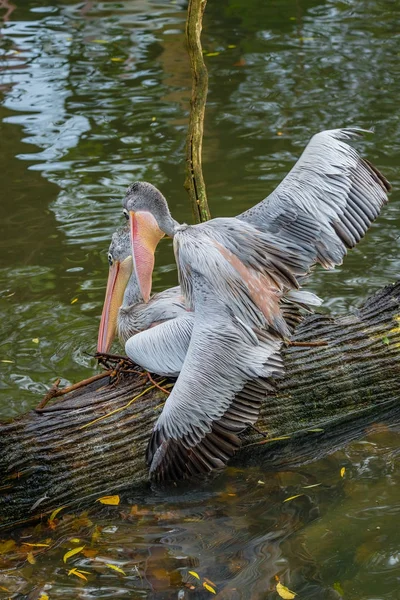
[1,283,400,530]
[184,0,211,223]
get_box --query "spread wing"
[125,313,194,377]
[146,275,283,482]
[238,128,390,269]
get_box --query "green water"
[0,0,399,598]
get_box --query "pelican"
[121,128,390,481]
[97,225,194,376]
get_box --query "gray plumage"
[122,127,391,481]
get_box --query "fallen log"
[1,282,400,530]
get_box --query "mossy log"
[1,283,400,530]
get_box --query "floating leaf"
[97,495,120,505]
[82,548,98,558]
[0,540,16,554]
[283,494,303,503]
[257,480,265,485]
[382,336,390,345]
[49,505,66,523]
[277,131,283,136]
[70,538,81,543]
[308,428,324,432]
[63,545,85,563]
[71,297,78,304]
[68,567,89,581]
[92,39,108,44]
[38,595,49,600]
[1,359,14,363]
[32,338,39,344]
[228,44,236,48]
[302,483,321,489]
[106,563,126,575]
[333,582,344,595]
[22,543,50,548]
[340,467,346,478]
[203,582,216,594]
[0,587,10,593]
[111,57,124,62]
[206,52,220,57]
[27,551,36,564]
[276,581,296,598]
[188,570,200,580]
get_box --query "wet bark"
[184,0,211,223]
[1,283,400,530]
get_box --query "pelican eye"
[123,208,129,220]
[108,253,113,266]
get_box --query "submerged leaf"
[63,545,85,563]
[97,495,120,505]
[48,505,66,523]
[276,581,297,598]
[283,494,303,503]
[106,563,126,575]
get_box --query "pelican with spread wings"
[120,128,390,481]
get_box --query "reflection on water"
[0,0,399,598]
[0,427,399,599]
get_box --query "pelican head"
[97,226,133,354]
[122,182,177,303]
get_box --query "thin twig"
[184,0,211,223]
[35,373,110,412]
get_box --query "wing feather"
[238,128,390,270]
[146,275,283,482]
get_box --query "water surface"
[0,0,399,598]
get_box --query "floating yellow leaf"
[49,505,66,523]
[228,44,236,48]
[302,483,321,489]
[0,540,16,554]
[111,57,124,62]
[188,570,200,580]
[32,338,39,344]
[22,543,50,547]
[97,495,120,505]
[92,39,108,44]
[1,359,14,363]
[277,131,283,136]
[283,494,303,503]
[71,297,78,304]
[27,551,36,564]
[340,467,346,478]
[276,581,296,598]
[106,563,126,575]
[203,582,216,594]
[68,567,89,581]
[206,52,220,57]
[38,595,49,600]
[308,428,324,432]
[70,538,81,543]
[0,587,10,592]
[63,545,85,563]
[151,116,157,121]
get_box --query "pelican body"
[121,128,391,481]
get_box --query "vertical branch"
[184,0,212,223]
